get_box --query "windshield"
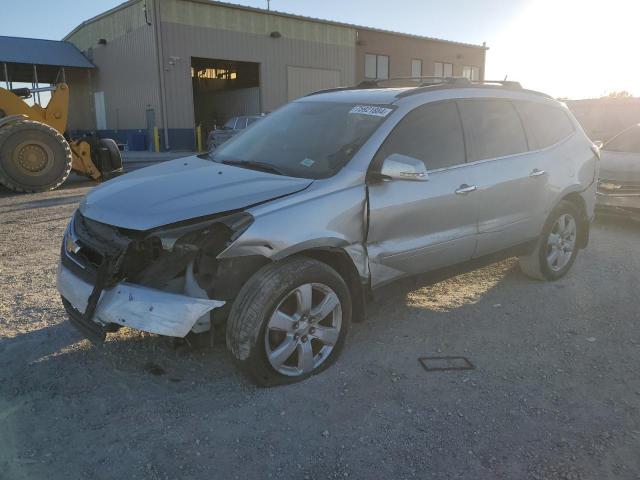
[605,125,640,154]
[209,101,393,179]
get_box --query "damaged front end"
[58,209,261,342]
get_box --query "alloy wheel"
[546,213,577,271]
[264,283,342,377]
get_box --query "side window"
[458,99,528,161]
[376,101,466,171]
[515,101,575,150]
[235,118,248,130]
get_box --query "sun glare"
[487,0,640,99]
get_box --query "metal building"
[63,0,487,150]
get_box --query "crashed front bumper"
[57,263,224,341]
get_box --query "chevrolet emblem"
[65,230,81,255]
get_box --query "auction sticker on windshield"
[349,105,393,117]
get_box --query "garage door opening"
[191,57,260,144]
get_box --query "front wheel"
[0,120,72,192]
[519,200,581,281]
[226,257,351,386]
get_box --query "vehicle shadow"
[369,255,521,314]
[0,257,558,479]
[3,255,523,388]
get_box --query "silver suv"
[57,79,598,386]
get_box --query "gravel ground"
[1,181,639,480]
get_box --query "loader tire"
[0,120,72,193]
[97,138,123,179]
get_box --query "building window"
[411,59,422,78]
[365,54,389,80]
[462,65,480,81]
[434,62,453,78]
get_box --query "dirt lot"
[1,179,639,480]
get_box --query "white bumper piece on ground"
[57,263,224,337]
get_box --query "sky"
[1,0,637,99]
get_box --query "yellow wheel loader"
[0,83,123,193]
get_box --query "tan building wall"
[66,0,161,132]
[65,68,95,131]
[158,0,357,130]
[355,29,485,83]
[64,0,487,149]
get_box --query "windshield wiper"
[222,160,285,176]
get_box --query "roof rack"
[305,76,468,97]
[306,77,553,100]
[474,80,523,89]
[357,76,471,89]
[396,78,555,99]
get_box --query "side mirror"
[379,154,429,181]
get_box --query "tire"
[0,120,72,193]
[519,200,582,281]
[226,256,352,387]
[97,138,123,179]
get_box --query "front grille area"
[598,179,640,196]
[62,211,136,284]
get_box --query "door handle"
[529,168,547,177]
[455,184,478,195]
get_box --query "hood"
[80,156,312,230]
[600,150,640,183]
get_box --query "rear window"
[515,101,575,150]
[605,125,640,153]
[458,99,528,161]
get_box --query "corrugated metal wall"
[88,26,160,130]
[287,66,341,101]
[158,0,356,131]
[66,1,148,51]
[66,0,161,132]
[160,21,356,130]
[160,0,354,47]
[66,68,95,131]
[63,0,485,150]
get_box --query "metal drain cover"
[418,356,475,372]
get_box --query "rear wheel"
[97,138,123,179]
[519,200,581,281]
[0,120,72,192]
[226,256,351,386]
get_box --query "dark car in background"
[207,115,264,150]
[597,124,640,217]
